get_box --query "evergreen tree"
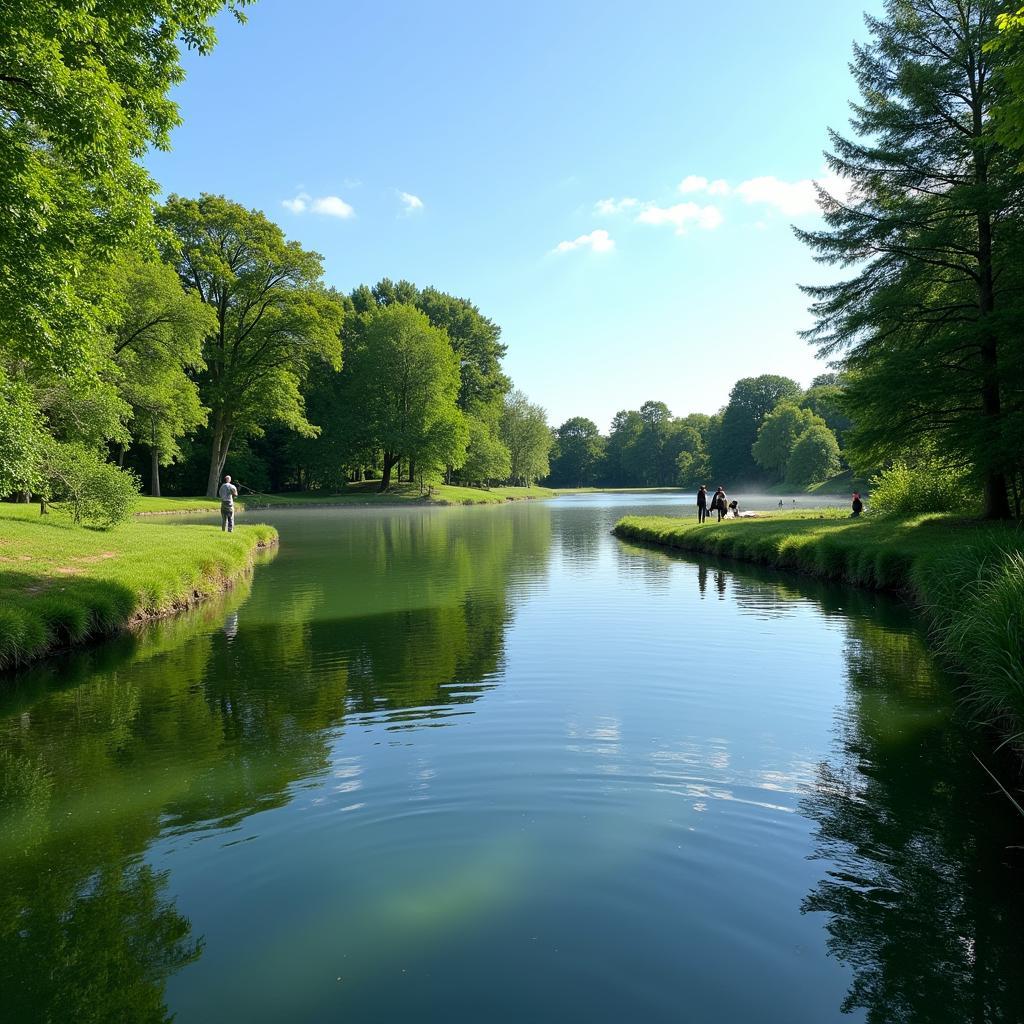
[799,0,1024,518]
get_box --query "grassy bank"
[760,470,869,496]
[613,511,1024,733]
[0,503,277,671]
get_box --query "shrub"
[869,461,973,518]
[47,444,141,528]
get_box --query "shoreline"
[0,510,279,673]
[613,512,1024,748]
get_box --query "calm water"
[2,494,1023,1023]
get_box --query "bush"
[869,461,973,518]
[47,444,141,527]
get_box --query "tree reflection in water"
[614,536,1024,1023]
[801,615,1024,1024]
[0,508,551,1023]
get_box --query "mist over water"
[2,495,1022,1023]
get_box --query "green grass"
[613,510,1024,736]
[0,503,277,670]
[761,469,870,496]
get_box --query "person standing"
[219,474,238,533]
[713,486,728,522]
[697,485,709,523]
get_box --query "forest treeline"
[2,1,1023,520]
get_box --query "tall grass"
[613,512,1024,736]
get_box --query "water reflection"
[801,616,1024,1023]
[615,534,1024,1022]
[2,504,1023,1023]
[0,508,552,1022]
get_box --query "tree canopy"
[344,304,466,491]
[0,0,249,373]
[799,0,1024,518]
[158,194,344,496]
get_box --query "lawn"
[0,502,277,670]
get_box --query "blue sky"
[147,0,881,431]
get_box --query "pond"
[2,494,1023,1023]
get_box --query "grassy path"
[0,504,276,670]
[614,510,1024,736]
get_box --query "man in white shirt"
[218,474,239,533]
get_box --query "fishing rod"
[233,481,276,508]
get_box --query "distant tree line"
[545,374,850,490]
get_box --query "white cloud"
[636,201,724,234]
[282,192,355,218]
[594,197,638,215]
[399,191,424,212]
[282,192,310,213]
[733,176,820,216]
[677,175,730,196]
[554,229,615,254]
[733,170,852,216]
[310,195,355,218]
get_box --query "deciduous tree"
[158,195,344,496]
[345,305,466,491]
[500,391,551,486]
[0,1,249,372]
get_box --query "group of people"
[696,485,737,523]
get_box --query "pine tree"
[799,0,1024,519]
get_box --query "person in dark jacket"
[712,486,728,522]
[851,492,864,517]
[697,485,709,523]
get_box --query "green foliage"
[990,7,1024,155]
[46,445,142,528]
[547,416,604,487]
[799,0,1024,518]
[711,375,802,481]
[158,194,345,495]
[0,370,48,495]
[800,384,853,446]
[344,304,465,490]
[752,403,819,477]
[786,424,842,486]
[868,461,973,518]
[0,0,249,372]
[500,390,551,486]
[461,417,512,484]
[673,425,711,486]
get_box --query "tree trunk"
[205,415,233,498]
[150,448,161,497]
[976,228,1010,519]
[408,459,416,482]
[379,452,398,492]
[973,96,1011,519]
[116,444,126,469]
